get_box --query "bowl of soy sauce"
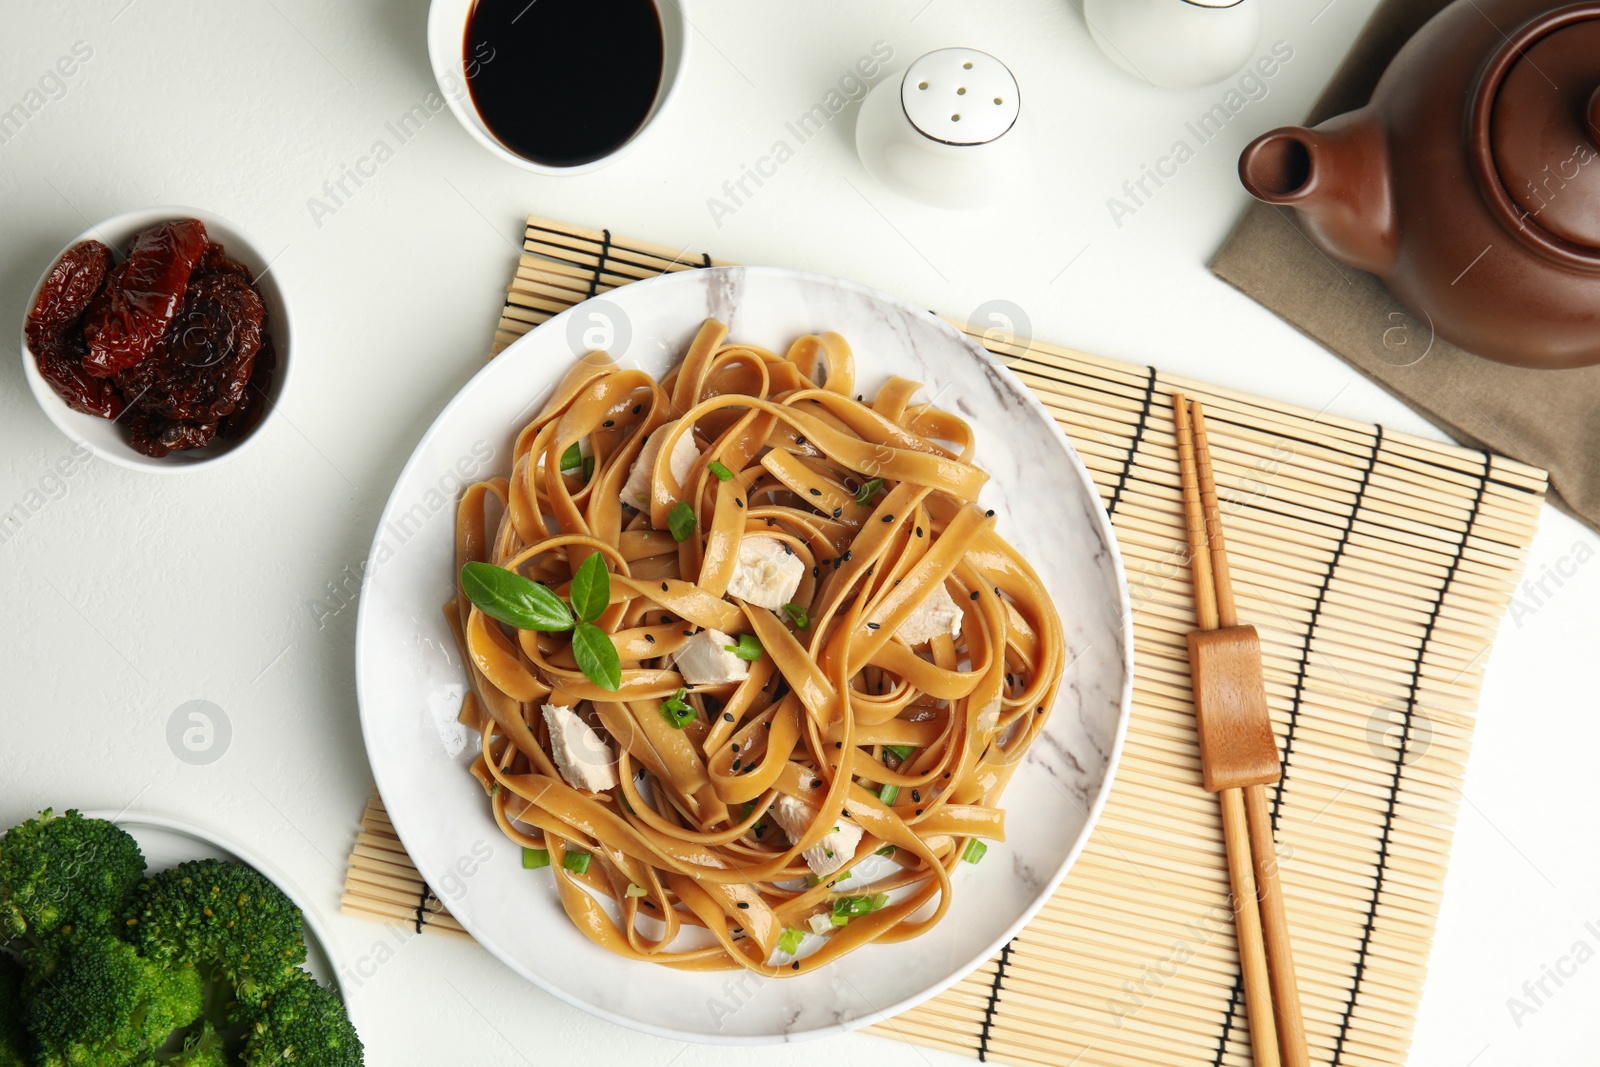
[429,0,688,174]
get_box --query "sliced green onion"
[708,460,735,482]
[884,744,915,763]
[559,442,583,473]
[659,688,694,729]
[625,883,649,898]
[667,501,697,542]
[962,840,989,864]
[781,603,809,629]
[854,478,886,506]
[806,870,850,887]
[562,849,592,875]
[489,782,501,796]
[725,633,763,662]
[778,927,805,955]
[829,893,889,927]
[522,847,551,869]
[875,844,896,857]
[581,455,596,482]
[878,783,900,805]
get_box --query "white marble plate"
[355,267,1132,1043]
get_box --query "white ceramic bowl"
[19,206,294,474]
[78,810,356,1024]
[427,0,690,175]
[356,265,1134,1043]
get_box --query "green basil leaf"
[572,621,622,692]
[559,442,583,473]
[461,561,574,632]
[667,500,697,542]
[569,552,611,624]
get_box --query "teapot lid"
[1485,14,1600,249]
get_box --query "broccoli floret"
[126,859,306,1002]
[239,970,362,1067]
[26,935,203,1067]
[0,952,30,1067]
[144,1022,228,1067]
[0,809,145,948]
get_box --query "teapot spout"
[1239,109,1397,276]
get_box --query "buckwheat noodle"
[447,318,1064,975]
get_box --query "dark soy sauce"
[465,0,665,168]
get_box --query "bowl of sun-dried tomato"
[20,206,293,471]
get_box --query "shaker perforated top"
[900,48,1019,147]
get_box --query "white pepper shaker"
[855,47,1026,209]
[1083,0,1261,89]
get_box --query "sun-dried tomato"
[81,219,208,377]
[25,240,112,345]
[116,273,264,421]
[194,241,255,283]
[33,329,124,419]
[219,331,276,442]
[126,413,219,457]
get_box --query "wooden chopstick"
[1174,394,1282,1067]
[1178,395,1317,1067]
[1190,400,1310,1067]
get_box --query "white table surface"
[3,2,1596,1064]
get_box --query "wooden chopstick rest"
[1185,625,1280,792]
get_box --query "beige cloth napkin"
[1210,0,1600,529]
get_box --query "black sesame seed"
[792,962,800,970]
[832,507,843,518]
[724,712,735,722]
[782,543,793,555]
[683,630,694,637]
[632,404,643,414]
[662,581,670,591]
[970,590,980,601]
[732,743,739,752]
[662,615,671,623]
[995,586,1002,596]
[811,778,822,789]
[842,551,853,562]
[835,742,843,750]
[796,436,806,445]
[842,809,851,817]
[736,498,745,508]
[915,808,923,815]
[756,825,766,837]
[985,509,994,517]
[732,760,742,771]
[812,565,821,578]
[912,789,921,802]
[645,634,656,644]
[867,623,880,631]
[737,901,750,909]
[766,518,776,527]
[809,488,822,497]
[604,420,615,427]
[943,772,952,779]
[915,527,924,537]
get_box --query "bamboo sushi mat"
[343,215,1550,1067]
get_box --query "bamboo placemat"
[344,215,1548,1067]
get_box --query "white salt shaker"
[855,47,1025,209]
[1083,0,1261,89]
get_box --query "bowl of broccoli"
[0,808,362,1066]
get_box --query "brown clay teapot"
[1239,0,1600,369]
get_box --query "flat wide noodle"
[448,318,1065,975]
